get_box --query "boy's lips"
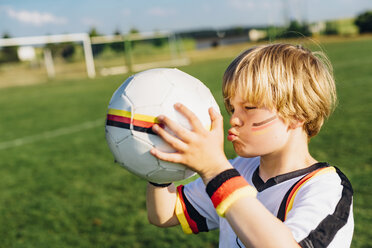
[227,130,238,142]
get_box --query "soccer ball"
[105,68,220,183]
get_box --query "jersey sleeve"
[284,167,354,248]
[173,157,257,235]
[175,177,219,234]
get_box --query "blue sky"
[1,0,372,37]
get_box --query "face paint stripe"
[252,128,271,136]
[252,115,277,126]
[251,119,278,131]
[251,116,278,132]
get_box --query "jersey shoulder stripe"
[284,166,336,220]
[298,167,353,248]
[277,163,330,221]
[276,164,353,247]
[175,185,209,234]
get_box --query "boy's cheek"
[249,121,289,150]
[250,116,280,136]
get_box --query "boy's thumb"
[209,107,222,131]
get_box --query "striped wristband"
[206,169,257,217]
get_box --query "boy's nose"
[230,115,243,127]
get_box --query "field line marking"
[0,119,103,150]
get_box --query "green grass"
[311,39,372,247]
[0,38,371,247]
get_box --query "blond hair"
[223,43,337,138]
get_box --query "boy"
[147,43,354,248]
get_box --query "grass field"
[0,37,371,247]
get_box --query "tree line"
[1,10,372,64]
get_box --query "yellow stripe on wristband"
[215,185,257,217]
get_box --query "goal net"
[90,31,189,76]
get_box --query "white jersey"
[176,156,354,248]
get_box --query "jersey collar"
[252,162,330,192]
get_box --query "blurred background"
[0,0,371,247]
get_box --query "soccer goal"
[0,31,189,87]
[0,33,96,79]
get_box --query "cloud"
[81,17,102,27]
[228,0,282,11]
[228,0,256,10]
[5,7,67,26]
[122,9,131,17]
[201,3,213,13]
[146,7,176,17]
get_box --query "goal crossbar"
[90,31,172,44]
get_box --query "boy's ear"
[288,119,305,129]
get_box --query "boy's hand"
[150,103,232,184]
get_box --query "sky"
[1,0,372,38]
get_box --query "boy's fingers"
[150,148,183,164]
[156,114,192,142]
[152,124,188,151]
[174,103,203,131]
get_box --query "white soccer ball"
[105,68,220,183]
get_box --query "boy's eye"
[245,106,257,110]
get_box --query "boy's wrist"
[205,168,257,217]
[200,160,233,185]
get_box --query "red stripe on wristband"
[210,176,250,208]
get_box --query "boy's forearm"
[226,197,299,248]
[146,183,180,227]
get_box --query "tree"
[44,40,76,62]
[127,28,140,49]
[88,27,101,37]
[89,27,106,56]
[324,21,338,35]
[0,33,19,63]
[110,29,125,53]
[355,10,372,33]
[151,31,167,48]
[129,28,139,34]
[280,20,312,38]
[61,43,75,61]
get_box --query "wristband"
[206,169,257,217]
[149,181,172,187]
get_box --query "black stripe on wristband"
[149,182,172,187]
[206,169,241,198]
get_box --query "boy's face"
[227,95,291,158]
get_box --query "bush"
[110,30,125,53]
[61,43,75,61]
[44,42,76,61]
[324,21,338,35]
[355,10,372,33]
[0,33,19,64]
[279,20,312,38]
[89,27,106,56]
